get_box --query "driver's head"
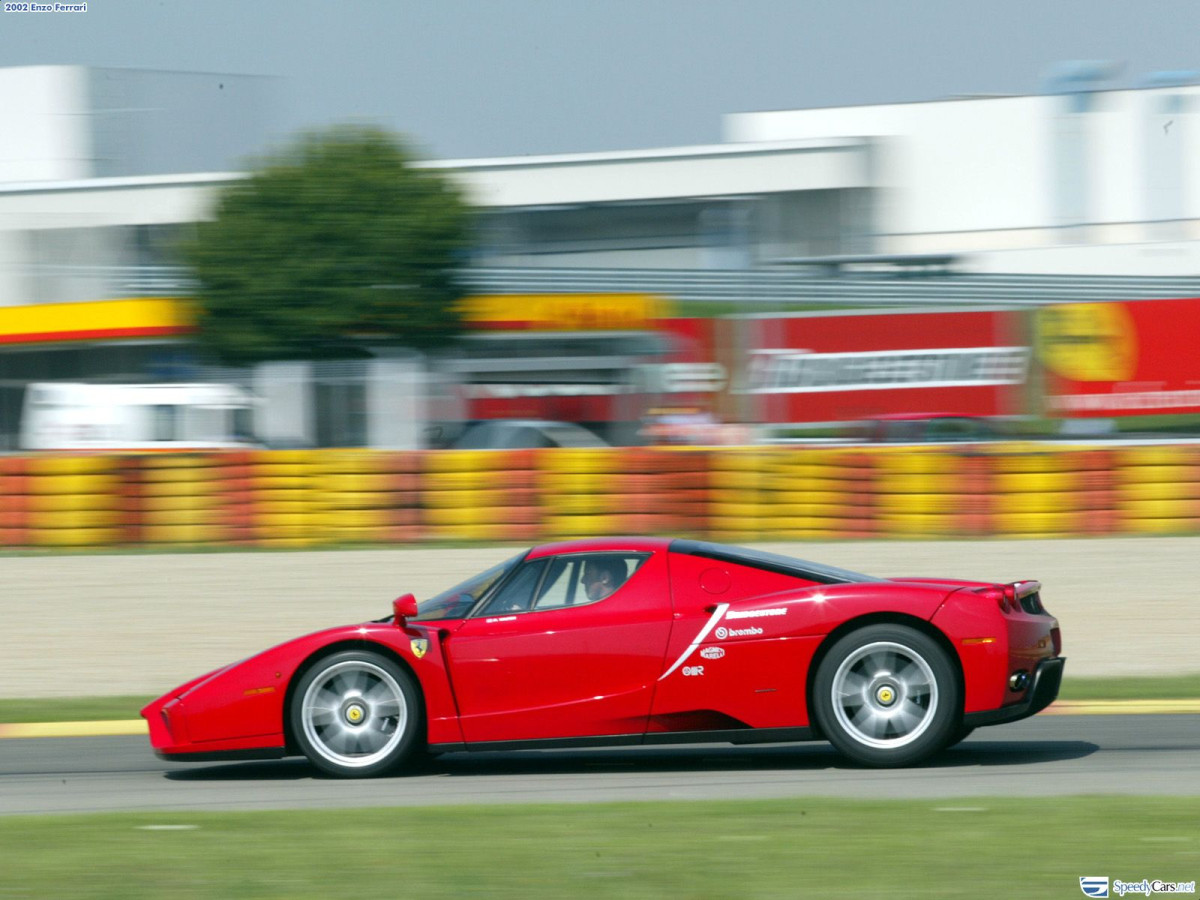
[582,557,627,602]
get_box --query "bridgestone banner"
[733,309,1027,424]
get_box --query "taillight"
[1002,584,1017,611]
[977,586,1011,612]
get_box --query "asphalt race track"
[2,714,1197,815]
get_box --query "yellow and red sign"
[1038,298,1200,416]
[0,298,195,345]
[459,293,671,332]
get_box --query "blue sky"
[3,0,1198,159]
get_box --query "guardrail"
[2,444,1198,548]
[19,264,1200,307]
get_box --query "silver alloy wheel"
[300,659,408,770]
[830,640,938,749]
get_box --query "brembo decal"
[659,603,730,680]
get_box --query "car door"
[445,549,672,743]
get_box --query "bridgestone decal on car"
[725,608,787,619]
[659,603,730,680]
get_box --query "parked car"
[853,413,1002,444]
[143,537,1064,775]
[450,419,608,449]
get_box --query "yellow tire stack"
[422,450,541,542]
[1115,445,1200,534]
[987,449,1096,537]
[135,453,229,546]
[537,447,629,540]
[250,450,321,547]
[873,449,968,538]
[313,450,422,545]
[26,455,123,547]
[706,447,770,542]
[758,448,875,539]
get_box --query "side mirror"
[393,593,419,626]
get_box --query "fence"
[2,445,1199,549]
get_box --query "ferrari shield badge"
[409,638,429,659]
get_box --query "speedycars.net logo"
[1081,877,1197,898]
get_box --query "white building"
[4,64,1200,446]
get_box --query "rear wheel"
[945,724,976,748]
[290,650,422,778]
[813,624,959,767]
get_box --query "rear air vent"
[1019,591,1046,615]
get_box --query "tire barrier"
[129,454,232,546]
[4,443,1200,549]
[423,450,541,543]
[315,451,422,545]
[0,457,32,548]
[25,454,124,547]
[539,447,712,540]
[1114,446,1200,535]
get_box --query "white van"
[19,382,258,452]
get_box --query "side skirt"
[429,727,814,755]
[155,747,287,763]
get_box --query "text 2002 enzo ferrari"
[142,538,1064,776]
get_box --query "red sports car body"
[142,538,1064,774]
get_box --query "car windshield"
[411,552,526,621]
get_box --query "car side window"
[473,553,652,617]
[533,557,578,608]
[477,559,547,616]
[535,553,649,609]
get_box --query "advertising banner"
[1036,299,1200,417]
[734,309,1028,424]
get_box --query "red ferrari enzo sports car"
[143,538,1064,776]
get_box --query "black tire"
[289,650,423,778]
[812,624,959,767]
[945,724,976,749]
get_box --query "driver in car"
[582,557,627,602]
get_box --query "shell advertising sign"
[1037,298,1200,417]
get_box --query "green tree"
[185,125,471,365]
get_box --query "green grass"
[1057,672,1200,701]
[0,797,1195,898]
[0,695,153,723]
[2,672,1198,724]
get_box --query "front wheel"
[812,624,959,767]
[290,650,422,778]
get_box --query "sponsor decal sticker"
[716,625,763,639]
[485,616,517,624]
[682,666,705,677]
[700,646,725,660]
[725,607,787,620]
[659,603,730,681]
[409,638,429,659]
